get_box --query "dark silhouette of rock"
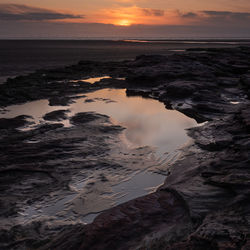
[43,110,69,121]
[0,115,32,129]
[70,112,109,125]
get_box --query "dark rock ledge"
[0,47,250,249]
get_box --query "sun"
[116,19,131,26]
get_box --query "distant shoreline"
[1,41,250,84]
[1,38,250,41]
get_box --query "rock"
[218,77,240,87]
[165,81,199,98]
[0,115,32,129]
[126,88,151,98]
[240,106,250,130]
[131,54,167,67]
[43,110,69,121]
[187,211,247,250]
[40,190,192,250]
[188,121,233,151]
[48,96,75,106]
[70,112,109,125]
[1,47,250,249]
[240,74,250,89]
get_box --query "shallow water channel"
[1,86,197,225]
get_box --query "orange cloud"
[93,7,250,26]
[84,6,209,26]
[7,3,249,27]
[87,6,168,26]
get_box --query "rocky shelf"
[0,47,250,250]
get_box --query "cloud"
[90,6,166,25]
[0,4,84,21]
[175,10,250,25]
[0,3,249,29]
[178,10,250,21]
[202,10,250,20]
[141,8,164,17]
[180,12,198,18]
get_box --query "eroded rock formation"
[0,47,250,249]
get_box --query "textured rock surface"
[43,190,192,250]
[0,47,250,249]
[43,110,69,121]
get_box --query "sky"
[0,0,250,38]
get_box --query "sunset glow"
[0,0,249,38]
[116,19,132,26]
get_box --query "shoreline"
[1,37,250,40]
[1,39,250,85]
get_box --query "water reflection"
[70,76,111,84]
[0,88,197,157]
[71,89,197,156]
